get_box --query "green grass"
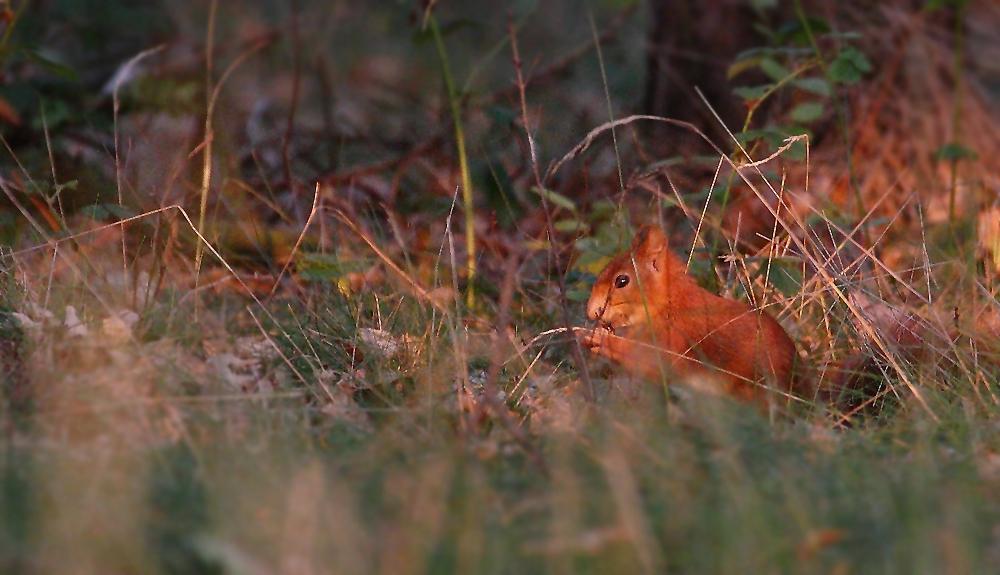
[2,266,1000,574]
[9,381,1000,574]
[1,2,1000,573]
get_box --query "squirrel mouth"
[598,321,616,335]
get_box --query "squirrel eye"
[614,274,630,288]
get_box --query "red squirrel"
[583,225,808,405]
[583,225,1000,418]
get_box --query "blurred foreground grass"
[2,277,1000,575]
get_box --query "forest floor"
[2,1,1000,573]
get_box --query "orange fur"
[583,225,805,405]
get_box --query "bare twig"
[316,137,441,186]
[491,5,637,105]
[311,6,634,191]
[508,13,595,401]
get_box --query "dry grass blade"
[508,14,594,400]
[7,4,1000,573]
[194,19,273,287]
[332,208,449,313]
[267,183,321,300]
[699,91,941,422]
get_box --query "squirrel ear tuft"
[633,225,668,257]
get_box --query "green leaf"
[762,259,803,297]
[727,55,763,79]
[47,180,79,203]
[783,142,807,161]
[827,46,871,84]
[734,47,772,62]
[790,102,824,123]
[574,251,611,274]
[827,31,863,41]
[530,187,577,212]
[25,50,78,81]
[778,134,809,161]
[735,129,765,144]
[566,290,591,302]
[777,17,831,45]
[79,205,110,220]
[80,203,136,221]
[934,143,979,162]
[296,253,373,281]
[108,204,136,219]
[759,57,791,82]
[738,129,786,149]
[792,77,831,96]
[745,128,810,161]
[733,85,773,102]
[554,219,586,233]
[588,199,618,221]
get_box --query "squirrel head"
[586,225,690,331]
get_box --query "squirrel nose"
[586,297,605,320]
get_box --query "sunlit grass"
[1,2,1000,574]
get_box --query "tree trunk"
[644,0,763,152]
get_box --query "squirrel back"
[584,225,805,405]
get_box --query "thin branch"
[508,12,595,401]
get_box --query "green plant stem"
[195,0,219,301]
[948,0,968,223]
[792,0,866,226]
[738,63,816,136]
[716,61,818,264]
[0,1,27,57]
[429,15,476,307]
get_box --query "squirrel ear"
[633,225,668,257]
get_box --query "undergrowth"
[0,1,999,574]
